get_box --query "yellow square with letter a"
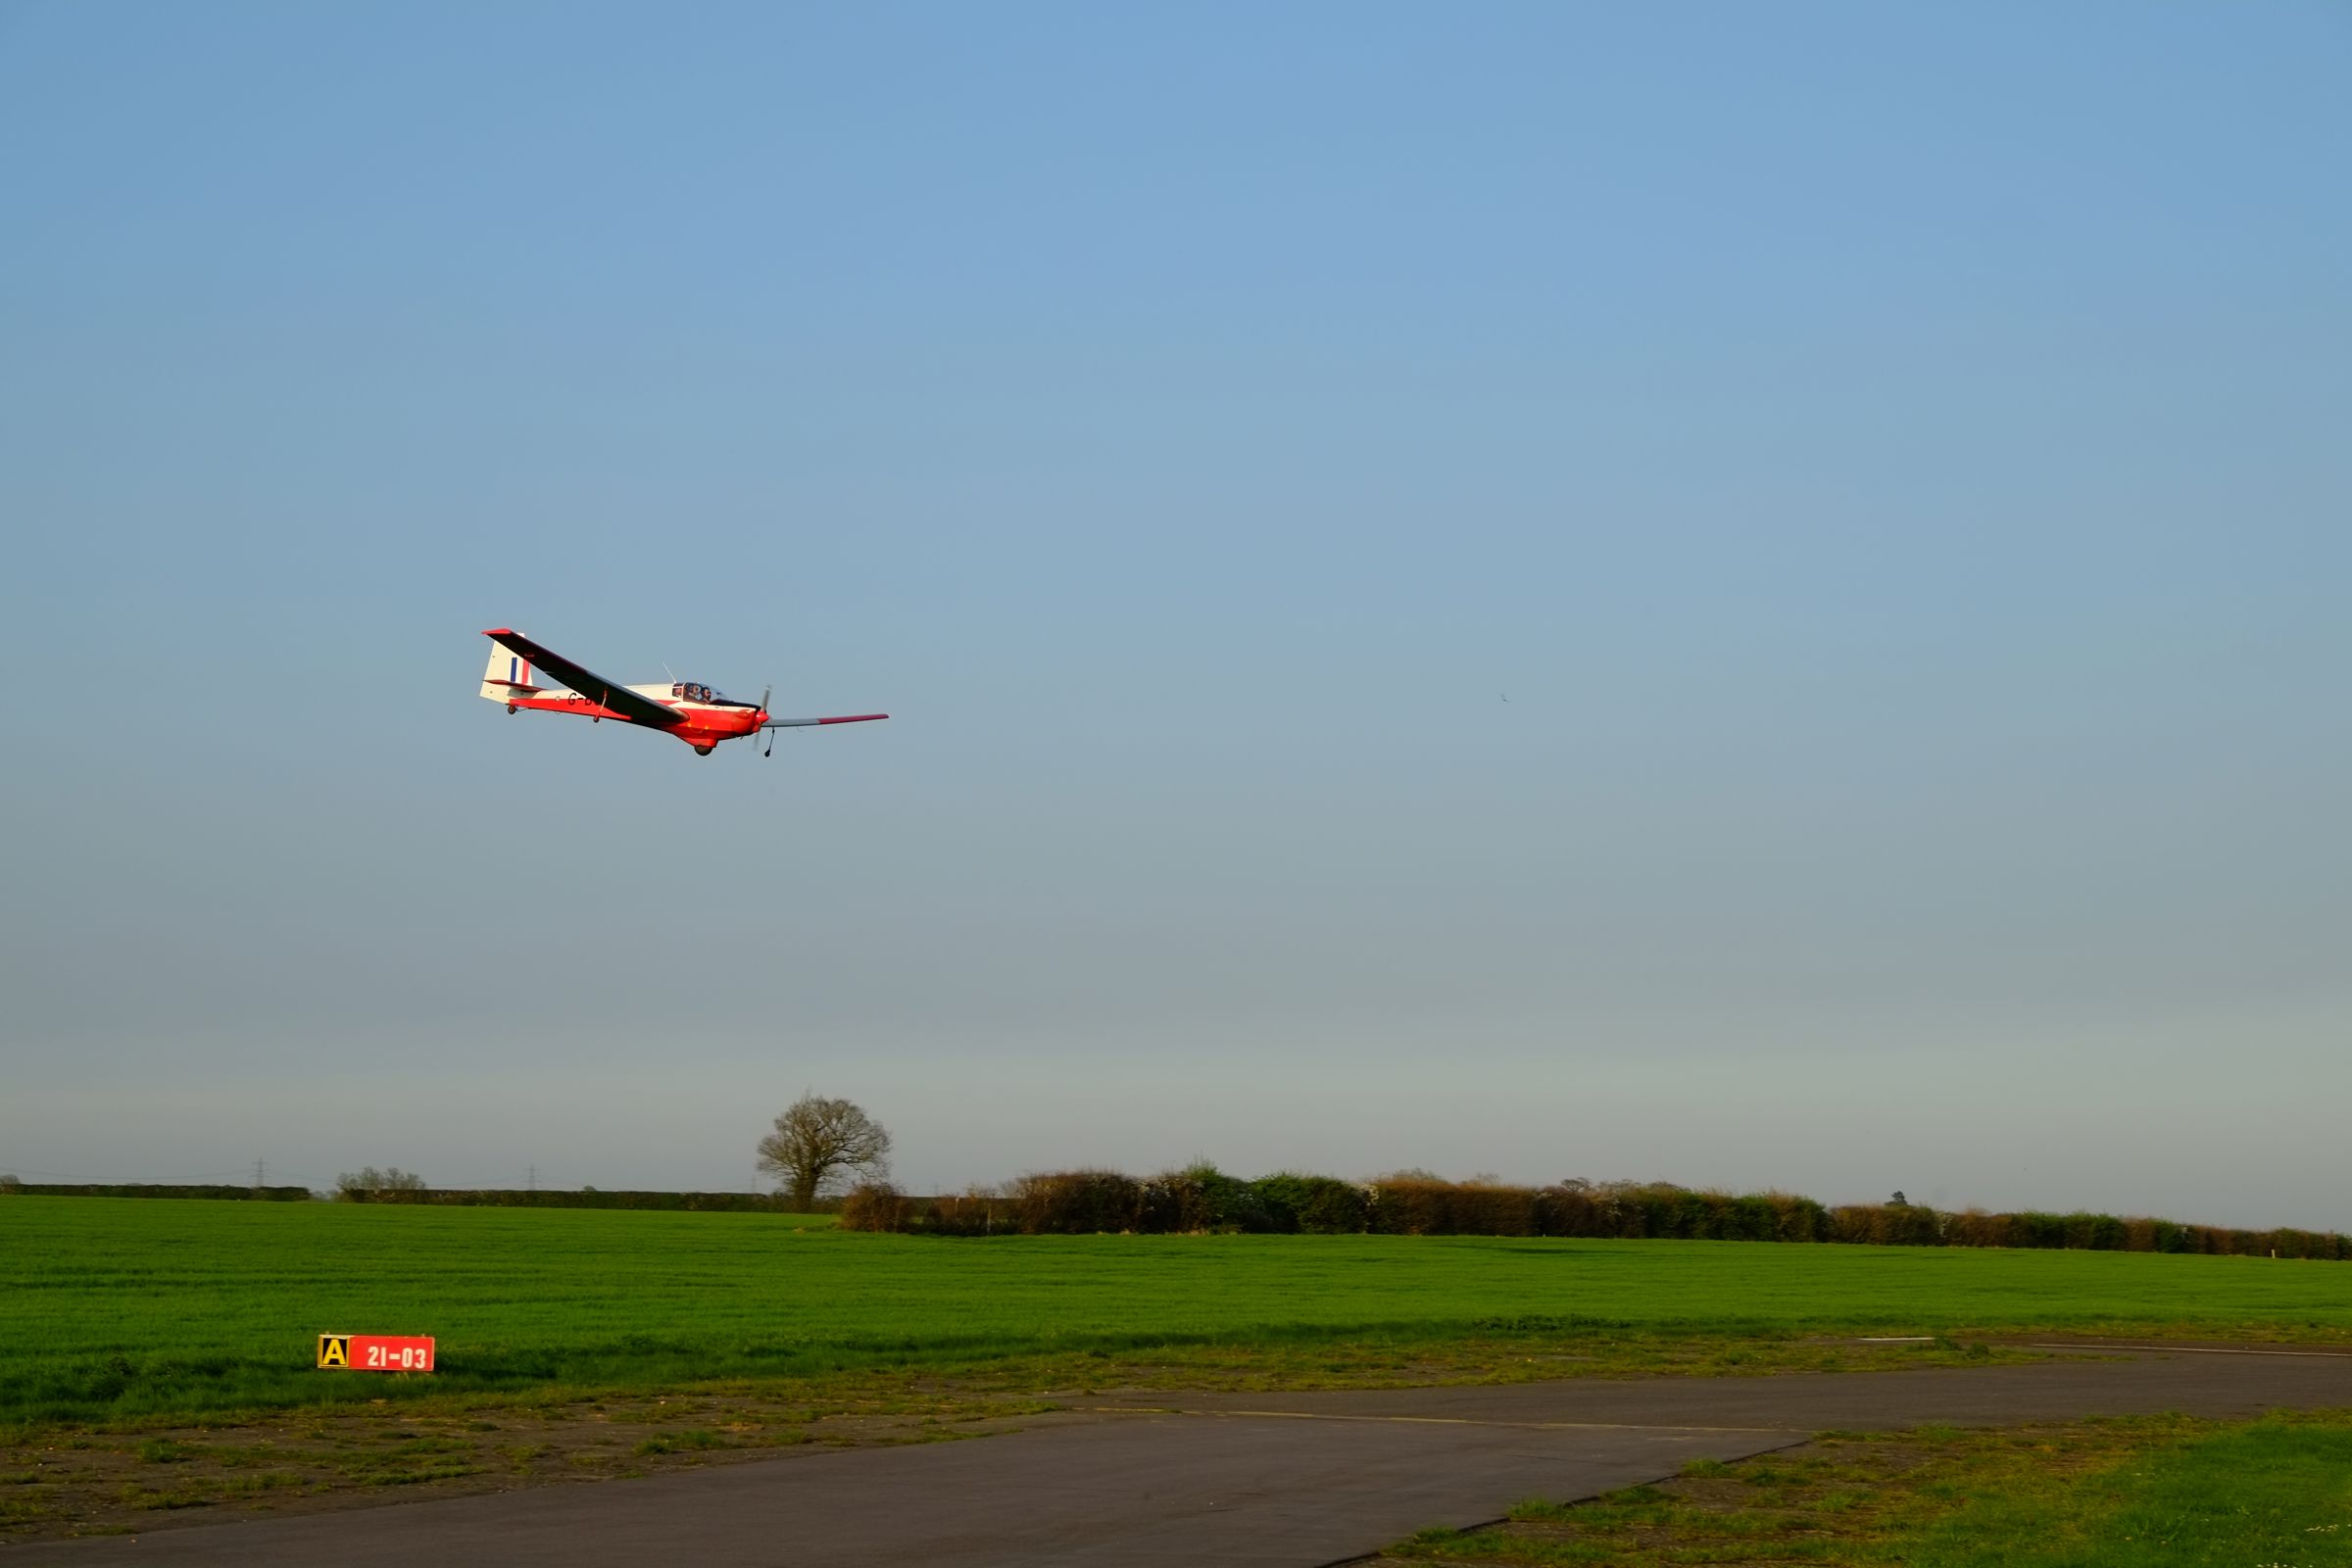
[317,1335,351,1369]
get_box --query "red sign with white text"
[317,1335,435,1373]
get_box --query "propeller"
[760,684,774,757]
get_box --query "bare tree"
[757,1095,892,1211]
[335,1166,426,1201]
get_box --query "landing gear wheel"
[506,704,518,714]
[694,745,714,757]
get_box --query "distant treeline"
[337,1187,815,1212]
[0,1178,820,1213]
[841,1169,2351,1259]
[0,1182,313,1201]
[12,1171,2340,1257]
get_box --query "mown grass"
[8,1197,2352,1427]
[0,1371,1066,1540]
[1380,1411,2352,1565]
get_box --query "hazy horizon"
[3,3,2346,1232]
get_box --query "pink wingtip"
[482,626,515,637]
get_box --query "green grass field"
[8,1197,2351,1425]
[1384,1413,2352,1566]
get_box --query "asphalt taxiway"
[23,1345,2352,1566]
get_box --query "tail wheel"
[694,744,714,757]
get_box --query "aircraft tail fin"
[480,643,542,701]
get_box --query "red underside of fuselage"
[506,693,759,749]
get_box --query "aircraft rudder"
[479,641,536,700]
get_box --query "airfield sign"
[317,1334,436,1373]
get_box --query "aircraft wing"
[761,712,890,730]
[481,629,682,729]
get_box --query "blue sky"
[2,3,2346,1224]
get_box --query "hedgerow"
[836,1169,2347,1257]
[1,1184,314,1201]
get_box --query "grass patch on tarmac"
[9,1197,2352,1429]
[1381,1410,2352,1566]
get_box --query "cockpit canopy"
[671,682,719,704]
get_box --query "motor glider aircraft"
[479,628,887,757]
